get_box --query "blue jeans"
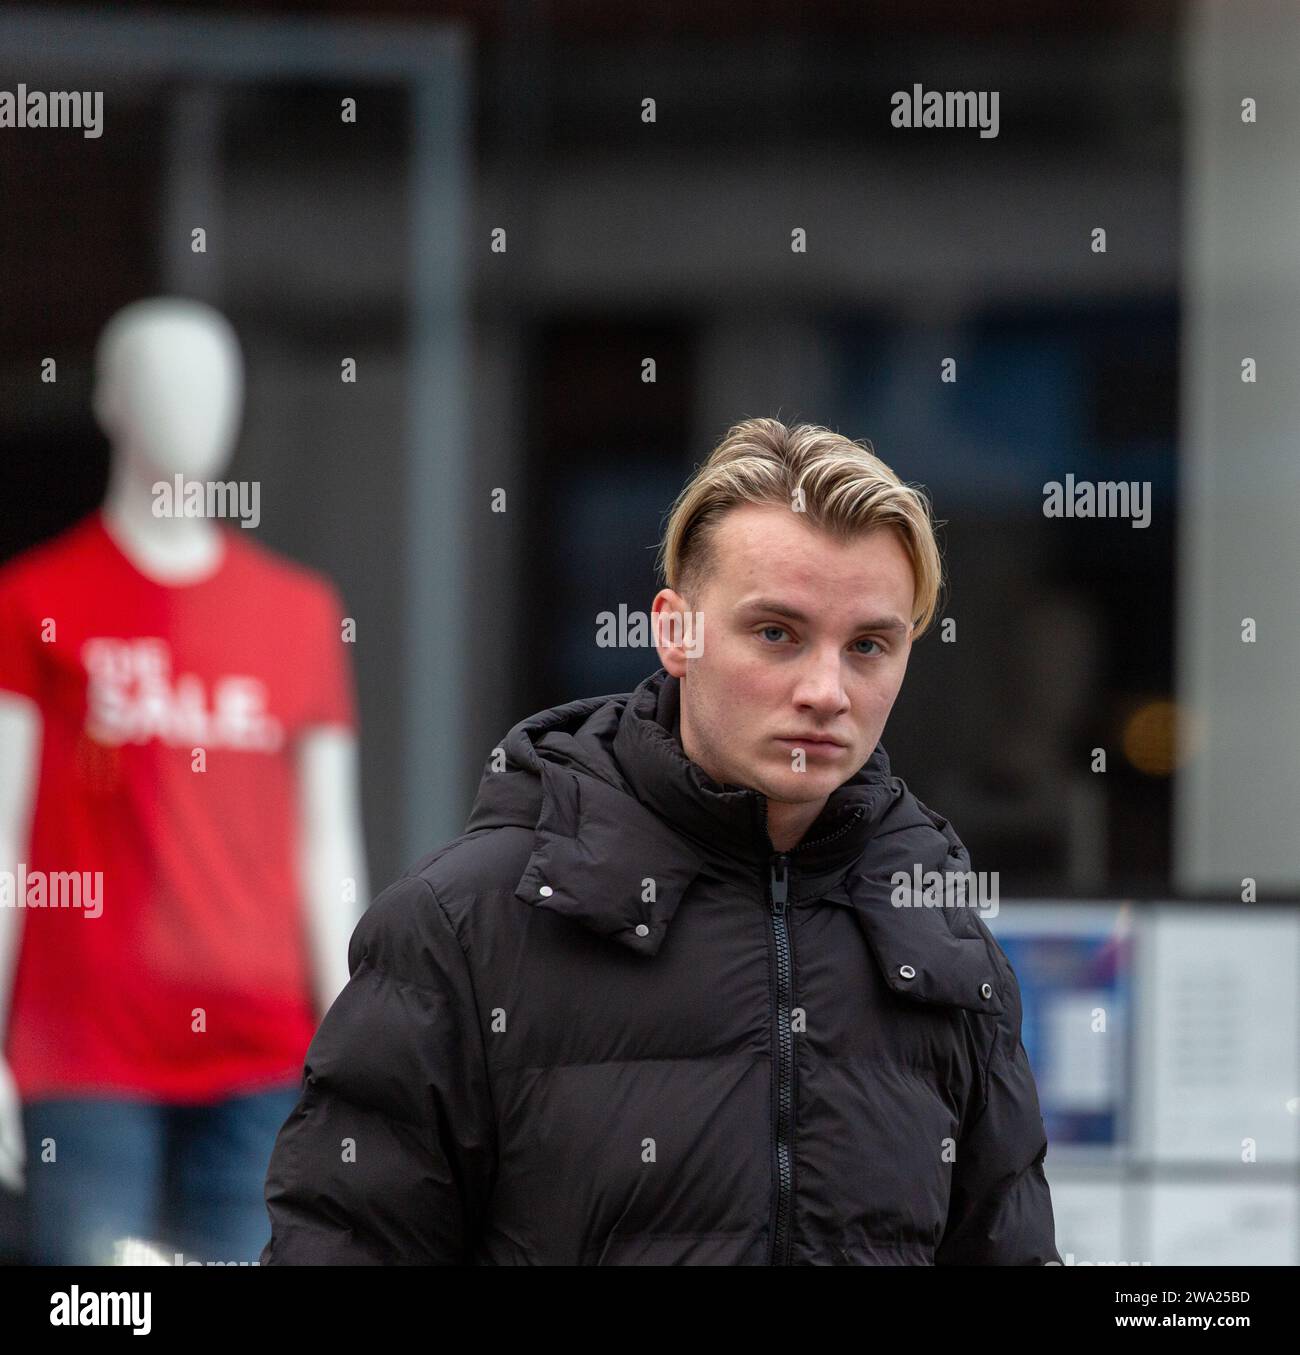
[21,1083,301,1265]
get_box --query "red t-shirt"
[0,509,358,1101]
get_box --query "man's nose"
[791,648,850,713]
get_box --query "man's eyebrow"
[735,597,910,634]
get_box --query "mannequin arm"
[0,693,41,1193]
[295,727,368,1021]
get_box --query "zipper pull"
[770,854,789,913]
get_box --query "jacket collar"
[609,667,898,891]
[820,857,1006,1016]
[468,668,1005,1014]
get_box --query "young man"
[261,417,1061,1266]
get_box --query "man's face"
[654,501,916,810]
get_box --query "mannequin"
[0,298,367,1242]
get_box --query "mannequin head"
[92,297,244,484]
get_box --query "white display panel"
[1133,906,1300,1166]
[1144,1182,1299,1267]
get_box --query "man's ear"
[651,587,697,677]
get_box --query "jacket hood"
[464,668,1004,1016]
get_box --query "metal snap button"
[634,924,649,937]
[538,885,553,898]
[899,964,916,980]
[980,982,993,999]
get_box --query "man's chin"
[753,765,844,805]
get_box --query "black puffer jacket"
[262,667,1060,1265]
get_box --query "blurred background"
[1,0,1297,1266]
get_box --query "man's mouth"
[774,735,847,756]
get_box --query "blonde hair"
[657,417,944,639]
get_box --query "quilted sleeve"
[261,872,496,1264]
[935,920,1062,1266]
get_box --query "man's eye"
[759,626,789,644]
[855,638,882,656]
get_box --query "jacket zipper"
[759,799,868,1266]
[767,843,794,1266]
